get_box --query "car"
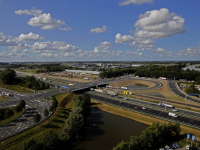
[174,142,181,148]
[135,107,139,110]
[172,108,178,112]
[142,107,146,110]
[186,145,190,149]
[124,98,128,100]
[159,148,165,150]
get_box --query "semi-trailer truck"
[121,87,128,90]
[168,112,178,117]
[158,102,173,108]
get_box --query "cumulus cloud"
[93,41,112,53]
[15,32,44,42]
[64,52,75,57]
[31,41,81,52]
[58,27,72,31]
[90,26,107,33]
[0,32,17,46]
[9,43,31,52]
[40,53,58,57]
[15,7,43,16]
[130,38,155,48]
[115,33,134,43]
[28,13,65,30]
[119,0,154,6]
[155,48,165,52]
[134,8,187,39]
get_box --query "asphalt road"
[89,92,200,129]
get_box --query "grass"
[0,93,74,150]
[0,109,25,126]
[16,69,44,74]
[91,99,200,139]
[0,96,9,101]
[0,81,32,93]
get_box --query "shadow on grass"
[52,119,65,124]
[90,102,101,106]
[43,124,60,129]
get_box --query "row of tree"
[0,68,49,90]
[99,68,137,79]
[0,100,25,121]
[60,93,91,141]
[113,122,181,150]
[21,93,91,150]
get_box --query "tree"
[0,113,4,120]
[42,130,60,150]
[43,109,49,117]
[15,105,22,113]
[49,106,54,112]
[19,100,26,109]
[196,76,200,84]
[52,99,58,108]
[0,68,16,84]
[33,113,41,123]
[4,109,14,118]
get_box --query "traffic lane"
[90,94,200,127]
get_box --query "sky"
[0,0,200,62]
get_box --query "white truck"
[121,87,128,90]
[168,112,178,117]
[158,102,173,108]
[94,89,103,93]
[106,85,113,88]
[84,77,89,80]
[107,92,116,96]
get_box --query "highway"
[89,92,200,129]
[168,81,200,104]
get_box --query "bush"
[4,109,14,118]
[15,105,22,113]
[43,109,49,117]
[49,106,54,112]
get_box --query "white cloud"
[22,49,31,53]
[15,32,44,42]
[130,38,155,48]
[64,52,75,57]
[9,43,31,51]
[28,13,65,30]
[155,48,165,52]
[90,26,107,33]
[134,8,187,39]
[93,41,112,53]
[119,0,154,6]
[58,27,72,31]
[115,33,134,43]
[15,7,43,16]
[0,32,17,46]
[40,53,58,57]
[31,41,81,52]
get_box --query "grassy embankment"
[0,80,32,93]
[16,69,44,74]
[0,96,9,101]
[0,109,25,126]
[0,92,74,150]
[91,100,200,144]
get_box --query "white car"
[172,108,177,112]
[142,107,146,110]
[186,145,190,149]
[124,98,128,100]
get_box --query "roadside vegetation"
[0,95,9,101]
[0,100,25,126]
[0,92,91,150]
[113,122,181,150]
[0,68,49,92]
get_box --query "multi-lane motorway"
[89,92,200,129]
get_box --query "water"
[127,84,148,89]
[74,107,148,150]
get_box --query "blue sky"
[0,0,200,62]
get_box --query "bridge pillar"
[96,85,98,89]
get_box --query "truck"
[106,85,113,88]
[168,112,178,117]
[158,102,173,108]
[121,87,128,90]
[43,78,47,80]
[107,92,116,96]
[159,77,166,80]
[84,77,89,80]
[94,89,103,93]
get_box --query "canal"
[74,107,148,150]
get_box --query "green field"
[16,69,44,74]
